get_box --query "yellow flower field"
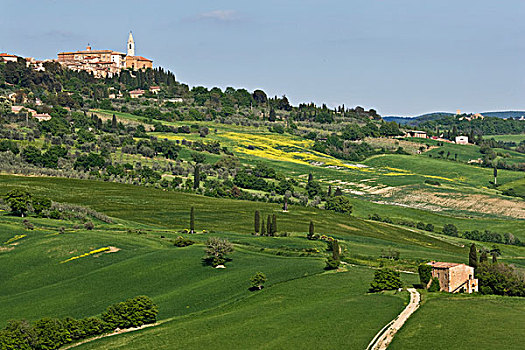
[4,235,26,245]
[60,247,111,263]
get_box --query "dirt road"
[367,288,420,350]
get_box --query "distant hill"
[384,112,454,126]
[480,111,525,119]
[384,111,525,126]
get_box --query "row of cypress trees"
[253,210,278,236]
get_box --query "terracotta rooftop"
[0,53,18,57]
[429,262,463,269]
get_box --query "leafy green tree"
[325,196,352,214]
[204,237,234,266]
[191,152,206,164]
[306,174,322,199]
[469,243,478,269]
[477,262,525,296]
[325,256,340,270]
[369,268,403,292]
[489,246,501,263]
[4,189,32,217]
[101,296,158,329]
[442,223,458,236]
[32,196,51,216]
[250,272,267,290]
[479,249,488,263]
[190,206,195,233]
[418,264,432,287]
[254,210,260,235]
[427,277,441,292]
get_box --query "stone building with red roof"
[428,261,478,293]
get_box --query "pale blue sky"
[1,0,524,116]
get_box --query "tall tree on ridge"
[190,206,195,234]
[254,210,260,235]
[469,243,478,269]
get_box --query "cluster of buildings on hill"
[404,130,469,145]
[1,32,153,78]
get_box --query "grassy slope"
[0,217,324,325]
[77,268,410,350]
[390,294,525,350]
[499,177,525,197]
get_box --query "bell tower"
[127,31,135,56]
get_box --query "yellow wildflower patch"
[60,247,111,263]
[4,235,26,245]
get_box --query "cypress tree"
[190,206,195,233]
[193,165,200,190]
[327,185,332,197]
[267,215,272,236]
[308,221,314,239]
[332,240,340,260]
[493,166,498,185]
[469,243,478,268]
[261,219,266,236]
[254,211,260,235]
[272,214,277,235]
[111,114,117,129]
[283,197,288,211]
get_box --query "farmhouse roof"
[429,262,462,269]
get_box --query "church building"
[57,32,152,77]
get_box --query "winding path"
[366,288,420,350]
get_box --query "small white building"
[455,136,469,145]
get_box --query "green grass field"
[1,174,524,349]
[76,268,410,350]
[390,294,525,350]
[485,134,525,143]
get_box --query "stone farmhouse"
[428,262,478,293]
[455,136,469,145]
[57,32,152,78]
[405,130,427,139]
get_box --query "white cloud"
[196,10,240,22]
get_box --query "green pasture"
[77,267,410,350]
[390,294,525,350]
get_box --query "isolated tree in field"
[204,237,234,266]
[250,272,267,290]
[261,218,266,236]
[418,264,432,288]
[271,214,277,235]
[331,240,340,260]
[325,196,352,214]
[308,221,314,240]
[193,165,200,190]
[283,197,288,211]
[469,243,478,269]
[369,268,403,292]
[254,210,260,235]
[327,185,332,197]
[190,206,195,233]
[4,189,32,217]
[267,215,272,236]
[490,246,501,263]
[111,114,117,129]
[334,187,343,196]
[306,173,322,199]
[479,249,488,264]
[493,166,498,185]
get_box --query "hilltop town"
[0,32,152,78]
